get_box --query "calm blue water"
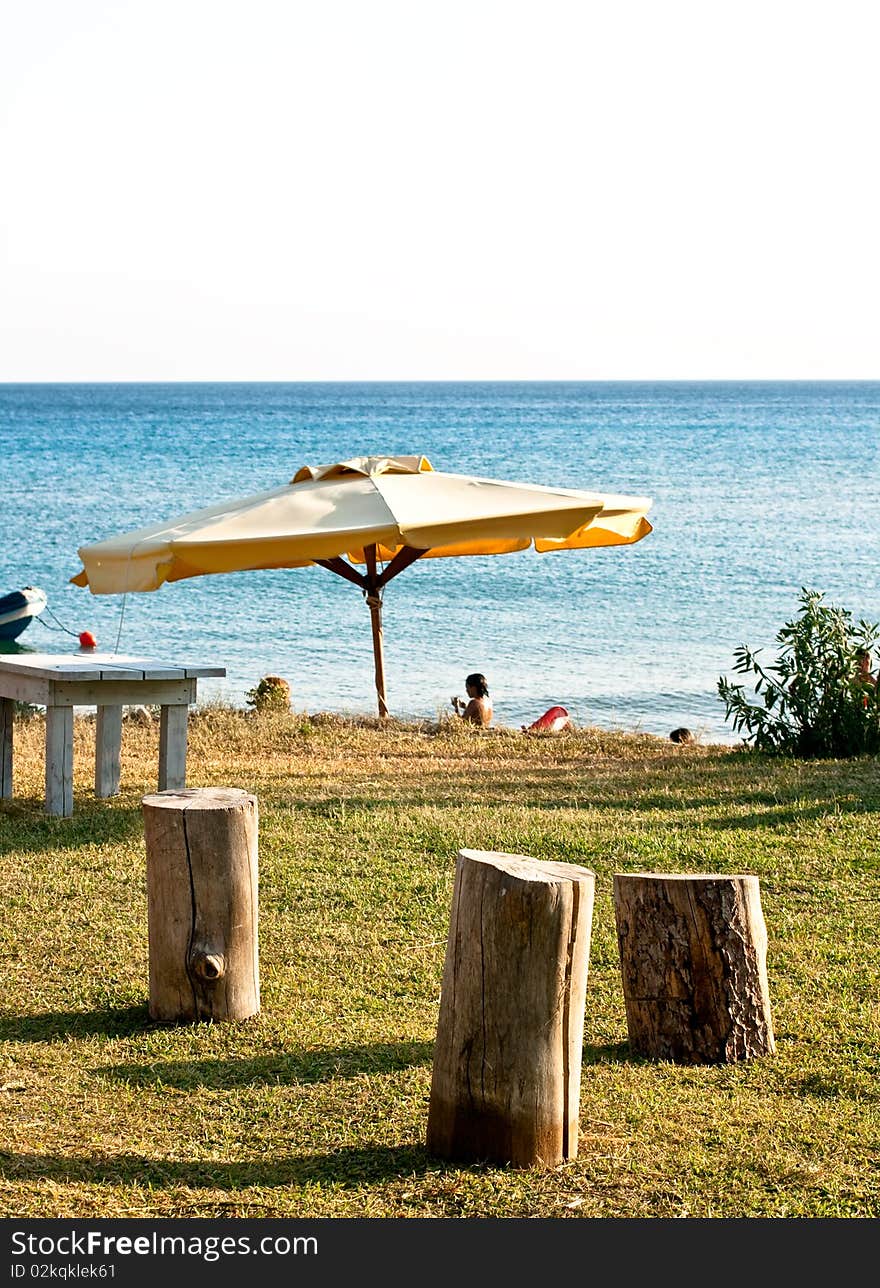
[1,382,878,744]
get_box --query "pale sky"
[1,0,878,380]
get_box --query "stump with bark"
[613,872,775,1064]
[142,787,260,1022]
[427,848,596,1168]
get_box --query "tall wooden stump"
[613,872,775,1064]
[427,848,596,1168]
[142,788,260,1023]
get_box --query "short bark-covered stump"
[427,848,596,1168]
[142,787,260,1023]
[613,872,775,1064]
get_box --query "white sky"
[1,0,878,380]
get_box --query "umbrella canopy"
[72,455,653,716]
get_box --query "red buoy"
[79,630,97,649]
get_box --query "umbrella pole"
[364,545,389,719]
[316,545,427,721]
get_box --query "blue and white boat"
[0,586,48,640]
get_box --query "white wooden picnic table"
[0,652,226,816]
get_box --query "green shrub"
[717,587,880,757]
[245,674,292,714]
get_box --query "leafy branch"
[717,588,880,757]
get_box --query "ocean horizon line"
[2,377,880,388]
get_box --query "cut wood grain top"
[614,872,759,883]
[459,848,595,884]
[142,788,255,810]
[0,653,226,683]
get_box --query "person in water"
[451,673,493,726]
[856,648,877,687]
[855,648,877,707]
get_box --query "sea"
[1,381,878,745]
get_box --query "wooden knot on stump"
[142,787,260,1023]
[426,848,596,1169]
[612,872,775,1064]
[188,950,226,983]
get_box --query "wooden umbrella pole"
[316,545,427,721]
[364,545,389,718]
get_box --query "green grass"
[1,707,878,1218]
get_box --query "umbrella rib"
[314,557,369,590]
[375,546,428,587]
[313,545,428,590]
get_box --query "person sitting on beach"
[451,673,493,726]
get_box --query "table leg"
[158,704,188,790]
[46,706,74,817]
[0,697,13,799]
[95,704,123,797]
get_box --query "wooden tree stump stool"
[613,872,775,1064]
[427,848,596,1168]
[142,788,260,1023]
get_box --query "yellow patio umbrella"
[72,455,653,716]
